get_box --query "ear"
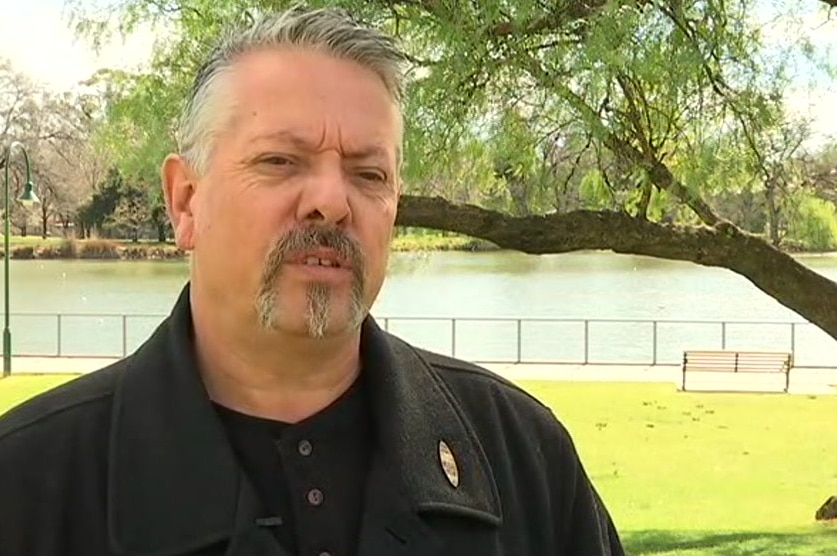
[161,154,197,251]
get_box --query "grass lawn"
[6,236,171,248]
[7,234,493,254]
[1,377,835,554]
[520,381,837,555]
[6,235,65,247]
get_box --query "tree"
[1,58,40,236]
[79,68,176,241]
[1,59,101,237]
[804,143,837,203]
[50,119,111,237]
[78,167,127,238]
[109,183,151,242]
[66,0,837,339]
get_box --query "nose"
[295,159,352,226]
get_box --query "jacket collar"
[108,284,501,556]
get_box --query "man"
[0,7,625,556]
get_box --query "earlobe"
[161,154,197,251]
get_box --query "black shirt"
[214,373,373,556]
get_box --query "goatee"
[255,225,367,337]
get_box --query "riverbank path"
[5,356,835,395]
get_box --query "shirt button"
[307,488,324,506]
[298,439,313,456]
[319,552,332,556]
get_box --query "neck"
[190,289,362,424]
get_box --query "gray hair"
[177,6,407,175]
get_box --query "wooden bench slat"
[681,349,792,393]
[685,354,790,359]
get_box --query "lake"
[4,251,837,366]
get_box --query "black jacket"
[0,286,624,556]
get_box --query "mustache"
[260,225,366,285]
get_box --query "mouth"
[285,248,353,273]
[301,255,344,269]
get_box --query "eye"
[357,170,387,183]
[260,155,294,166]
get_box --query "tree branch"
[396,195,837,339]
[518,52,722,225]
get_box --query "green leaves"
[65,0,835,230]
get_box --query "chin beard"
[255,280,367,338]
[253,224,368,338]
[304,282,367,338]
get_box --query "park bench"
[681,350,793,393]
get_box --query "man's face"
[172,47,401,338]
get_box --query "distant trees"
[10,0,837,338]
[0,58,107,238]
[0,57,170,242]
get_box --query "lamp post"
[3,141,39,377]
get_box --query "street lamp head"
[18,180,39,207]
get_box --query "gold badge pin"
[438,440,459,488]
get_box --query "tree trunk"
[765,181,781,247]
[396,195,837,341]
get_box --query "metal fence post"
[652,320,658,365]
[516,319,522,363]
[122,315,128,357]
[450,318,457,357]
[721,322,727,349]
[56,314,62,356]
[383,317,389,332]
[790,323,796,361]
[584,320,590,364]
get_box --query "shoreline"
[1,234,500,260]
[2,236,835,261]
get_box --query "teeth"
[303,257,338,267]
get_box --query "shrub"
[78,239,121,260]
[785,195,837,252]
[37,239,78,259]
[121,246,147,260]
[11,246,35,260]
[151,246,186,259]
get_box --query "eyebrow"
[253,129,392,161]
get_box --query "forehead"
[223,47,402,156]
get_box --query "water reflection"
[3,251,837,365]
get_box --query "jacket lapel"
[356,457,445,556]
[356,319,504,556]
[109,285,241,556]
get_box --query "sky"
[0,0,156,90]
[1,0,835,145]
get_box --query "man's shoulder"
[0,361,124,446]
[408,345,556,420]
[403,343,579,456]
[416,346,532,391]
